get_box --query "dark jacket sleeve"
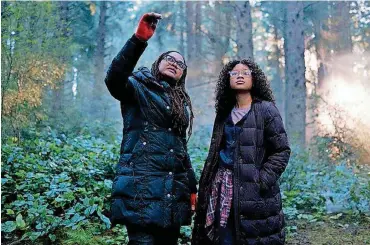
[105,34,148,101]
[259,102,291,191]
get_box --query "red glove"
[191,193,197,212]
[135,12,162,41]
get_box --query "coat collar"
[219,99,261,125]
[132,66,171,90]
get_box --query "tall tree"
[330,1,352,55]
[186,1,196,65]
[284,2,307,147]
[212,2,232,71]
[195,1,203,67]
[259,2,286,115]
[1,2,68,138]
[178,1,185,56]
[269,14,284,116]
[234,1,254,60]
[93,1,107,120]
[53,1,70,112]
[309,2,330,88]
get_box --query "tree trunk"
[269,17,284,117]
[311,2,330,88]
[186,1,195,64]
[331,1,352,54]
[53,1,69,112]
[235,1,254,60]
[93,1,107,119]
[195,1,202,67]
[213,2,231,71]
[178,1,185,56]
[284,2,306,147]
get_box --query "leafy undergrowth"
[1,130,118,244]
[1,129,369,244]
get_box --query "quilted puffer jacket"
[192,100,290,244]
[105,35,197,228]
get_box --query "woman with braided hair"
[105,13,197,245]
[192,60,291,245]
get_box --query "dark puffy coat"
[105,35,197,229]
[192,100,291,245]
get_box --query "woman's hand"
[191,193,197,213]
[135,12,162,41]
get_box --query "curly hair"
[215,59,275,119]
[151,51,194,140]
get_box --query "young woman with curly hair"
[192,60,291,245]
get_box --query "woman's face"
[229,63,253,91]
[158,52,185,82]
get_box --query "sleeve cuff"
[130,34,148,47]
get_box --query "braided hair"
[215,59,275,119]
[151,51,194,141]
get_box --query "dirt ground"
[286,216,370,245]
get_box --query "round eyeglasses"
[229,70,252,77]
[164,55,187,70]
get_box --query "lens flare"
[316,53,370,163]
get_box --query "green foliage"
[179,226,193,245]
[1,129,118,243]
[1,127,369,244]
[62,223,129,245]
[61,224,109,245]
[1,1,72,139]
[187,125,213,179]
[280,143,370,223]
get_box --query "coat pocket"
[131,136,147,157]
[116,153,134,175]
[119,153,133,165]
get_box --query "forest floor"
[3,217,370,245]
[286,215,370,245]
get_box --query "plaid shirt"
[205,167,233,241]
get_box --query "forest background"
[1,1,370,244]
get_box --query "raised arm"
[105,13,162,101]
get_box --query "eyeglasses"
[229,70,252,77]
[164,55,187,70]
